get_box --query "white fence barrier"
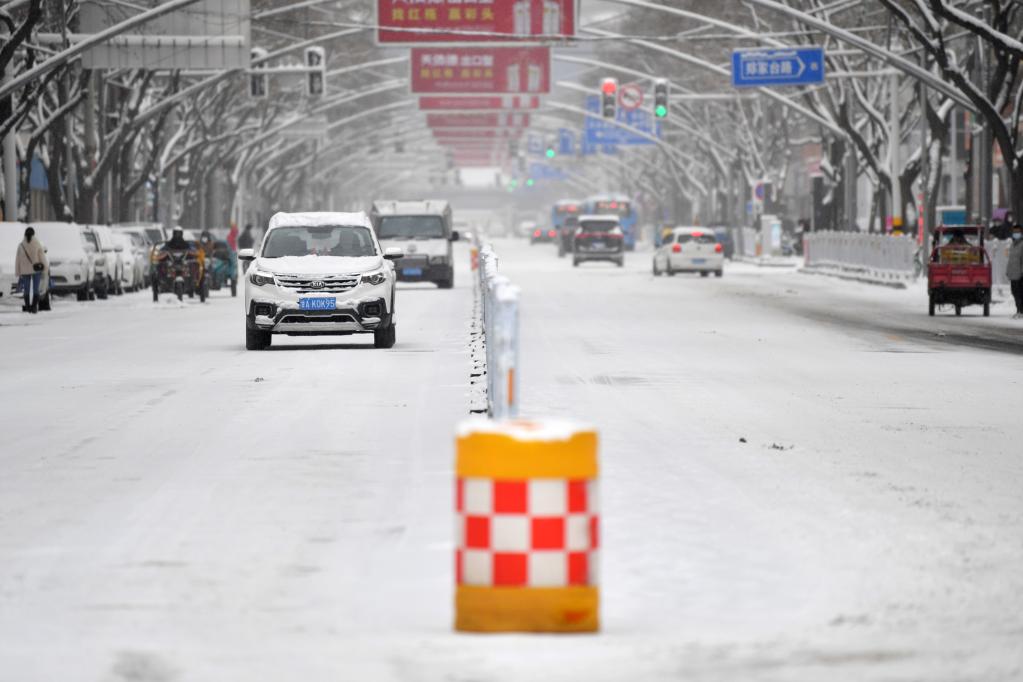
[476,245,519,419]
[803,231,917,284]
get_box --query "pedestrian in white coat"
[1006,224,1023,319]
[15,226,46,313]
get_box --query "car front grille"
[275,274,359,294]
[279,314,355,324]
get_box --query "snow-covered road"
[1,239,1020,681]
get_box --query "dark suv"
[572,215,625,268]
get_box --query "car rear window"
[676,232,717,244]
[580,220,618,232]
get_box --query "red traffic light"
[601,78,617,95]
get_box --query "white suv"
[238,211,403,351]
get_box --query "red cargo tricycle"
[927,225,991,317]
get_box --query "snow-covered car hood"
[255,254,384,275]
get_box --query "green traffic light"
[526,178,535,187]
[655,104,668,118]
[545,148,555,159]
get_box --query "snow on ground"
[1,239,1021,681]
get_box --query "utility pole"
[844,96,857,231]
[888,72,901,233]
[919,77,930,277]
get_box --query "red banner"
[433,128,523,139]
[377,0,576,44]
[411,46,550,94]
[427,113,531,128]
[419,95,541,110]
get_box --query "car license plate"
[592,241,606,249]
[692,258,706,264]
[403,267,423,277]
[299,297,336,311]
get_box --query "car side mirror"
[237,248,256,261]
[449,231,460,242]
[383,247,404,260]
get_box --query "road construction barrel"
[455,419,599,633]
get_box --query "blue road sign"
[583,95,660,149]
[529,163,567,180]
[732,47,825,88]
[558,129,576,155]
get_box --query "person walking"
[1007,224,1023,319]
[238,223,255,249]
[15,226,46,314]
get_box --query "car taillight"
[548,230,556,238]
[714,243,723,253]
[672,244,681,253]
[533,229,541,237]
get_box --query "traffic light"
[304,46,325,98]
[526,178,535,187]
[249,47,268,99]
[600,77,618,119]
[545,135,556,159]
[654,78,668,119]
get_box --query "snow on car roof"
[268,211,372,230]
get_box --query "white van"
[370,200,459,289]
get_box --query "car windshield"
[262,225,377,258]
[144,228,163,243]
[378,216,445,240]
[580,220,618,232]
[82,231,99,250]
[32,225,84,251]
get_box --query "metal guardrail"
[803,231,917,283]
[476,244,519,419]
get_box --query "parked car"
[572,215,625,267]
[111,231,145,292]
[80,225,117,298]
[0,221,50,308]
[31,222,97,301]
[239,211,403,350]
[112,225,159,286]
[653,227,724,277]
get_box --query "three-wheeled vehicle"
[152,241,208,302]
[928,225,991,317]
[206,240,238,297]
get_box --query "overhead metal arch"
[598,0,977,112]
[583,26,851,140]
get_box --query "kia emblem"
[311,280,325,289]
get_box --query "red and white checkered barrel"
[455,419,599,632]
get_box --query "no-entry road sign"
[376,0,577,44]
[732,47,825,88]
[411,46,550,95]
[618,83,643,110]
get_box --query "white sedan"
[653,227,724,277]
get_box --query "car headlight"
[361,270,387,286]
[249,270,276,287]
